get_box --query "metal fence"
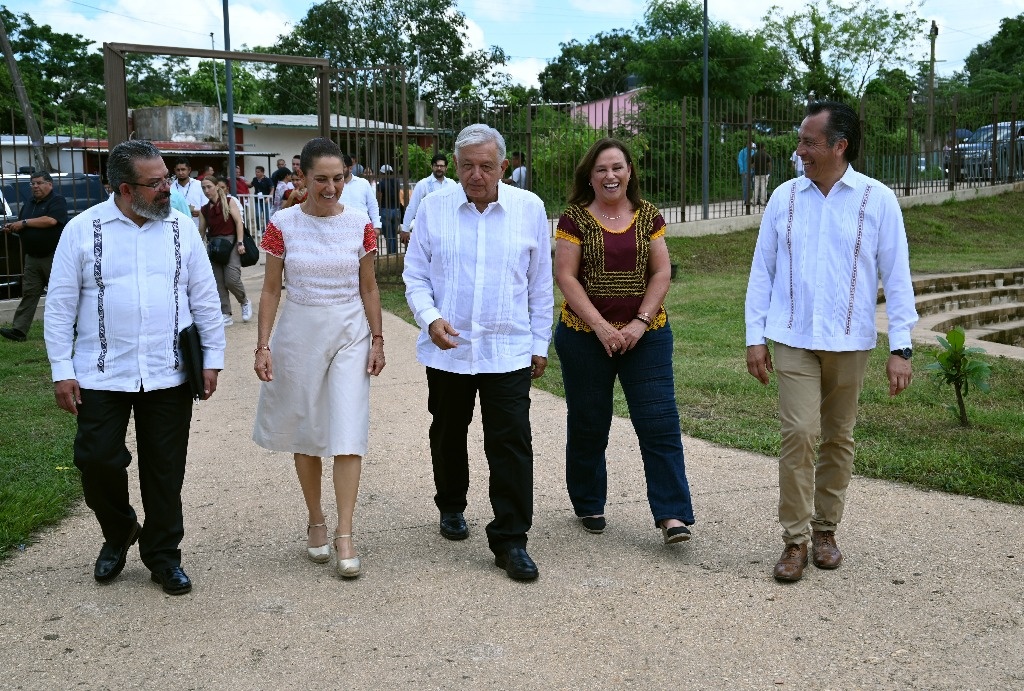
[2,90,1023,295]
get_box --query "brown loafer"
[773,543,808,582]
[812,530,843,569]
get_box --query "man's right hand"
[746,344,774,386]
[428,318,460,350]
[54,379,82,415]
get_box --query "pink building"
[571,88,644,133]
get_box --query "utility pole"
[927,21,938,161]
[0,15,51,173]
[210,33,222,114]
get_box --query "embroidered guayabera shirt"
[745,165,918,352]
[44,198,225,391]
[403,182,554,375]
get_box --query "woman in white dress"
[252,137,386,579]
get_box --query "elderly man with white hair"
[403,124,554,581]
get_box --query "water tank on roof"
[132,105,222,143]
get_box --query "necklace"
[600,211,623,221]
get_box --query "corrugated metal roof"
[230,113,435,134]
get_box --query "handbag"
[240,228,259,268]
[178,323,204,401]
[207,236,234,265]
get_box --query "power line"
[65,0,211,38]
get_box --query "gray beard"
[131,195,171,221]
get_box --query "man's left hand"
[530,355,547,379]
[886,355,912,397]
[201,369,219,400]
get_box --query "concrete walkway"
[1,268,1022,689]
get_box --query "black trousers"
[73,384,194,571]
[426,367,534,553]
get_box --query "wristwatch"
[891,348,913,360]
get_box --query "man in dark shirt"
[250,165,274,230]
[376,164,403,254]
[1,172,68,342]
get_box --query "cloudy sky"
[6,0,1023,88]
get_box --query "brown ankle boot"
[811,530,843,569]
[773,543,808,582]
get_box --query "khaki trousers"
[773,344,870,545]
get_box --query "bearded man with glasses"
[44,140,225,596]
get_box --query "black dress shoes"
[494,547,539,581]
[150,565,192,595]
[94,521,142,582]
[439,512,469,540]
[0,327,27,342]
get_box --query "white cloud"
[466,0,534,24]
[503,58,546,89]
[566,0,642,17]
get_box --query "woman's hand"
[237,241,246,255]
[255,349,273,381]
[594,319,625,357]
[618,319,648,353]
[367,339,386,376]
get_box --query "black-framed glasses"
[125,176,174,190]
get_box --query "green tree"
[172,59,274,114]
[633,0,788,101]
[762,0,925,100]
[255,0,505,115]
[963,13,1024,89]
[0,8,104,127]
[538,30,640,103]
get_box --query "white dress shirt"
[403,175,458,230]
[44,198,226,391]
[340,175,381,228]
[172,177,206,228]
[403,182,553,375]
[745,165,918,352]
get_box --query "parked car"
[0,172,105,300]
[0,192,21,300]
[947,122,1024,181]
[0,172,106,221]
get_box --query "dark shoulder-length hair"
[568,138,642,208]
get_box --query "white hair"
[454,124,506,162]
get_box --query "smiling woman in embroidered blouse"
[553,137,695,545]
[251,137,385,579]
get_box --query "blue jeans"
[381,208,400,254]
[554,321,695,526]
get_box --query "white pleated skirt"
[252,299,371,458]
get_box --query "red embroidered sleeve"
[261,221,285,257]
[363,223,378,253]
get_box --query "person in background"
[340,153,381,240]
[552,137,695,544]
[250,165,274,230]
[745,101,918,583]
[200,177,251,326]
[233,165,250,196]
[401,153,458,245]
[252,136,386,580]
[172,158,205,229]
[737,142,755,205]
[44,139,225,596]
[751,144,773,206]
[791,149,805,177]
[403,124,553,582]
[0,172,68,342]
[376,164,402,254]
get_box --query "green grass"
[386,191,1024,506]
[4,191,1023,558]
[0,336,80,557]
